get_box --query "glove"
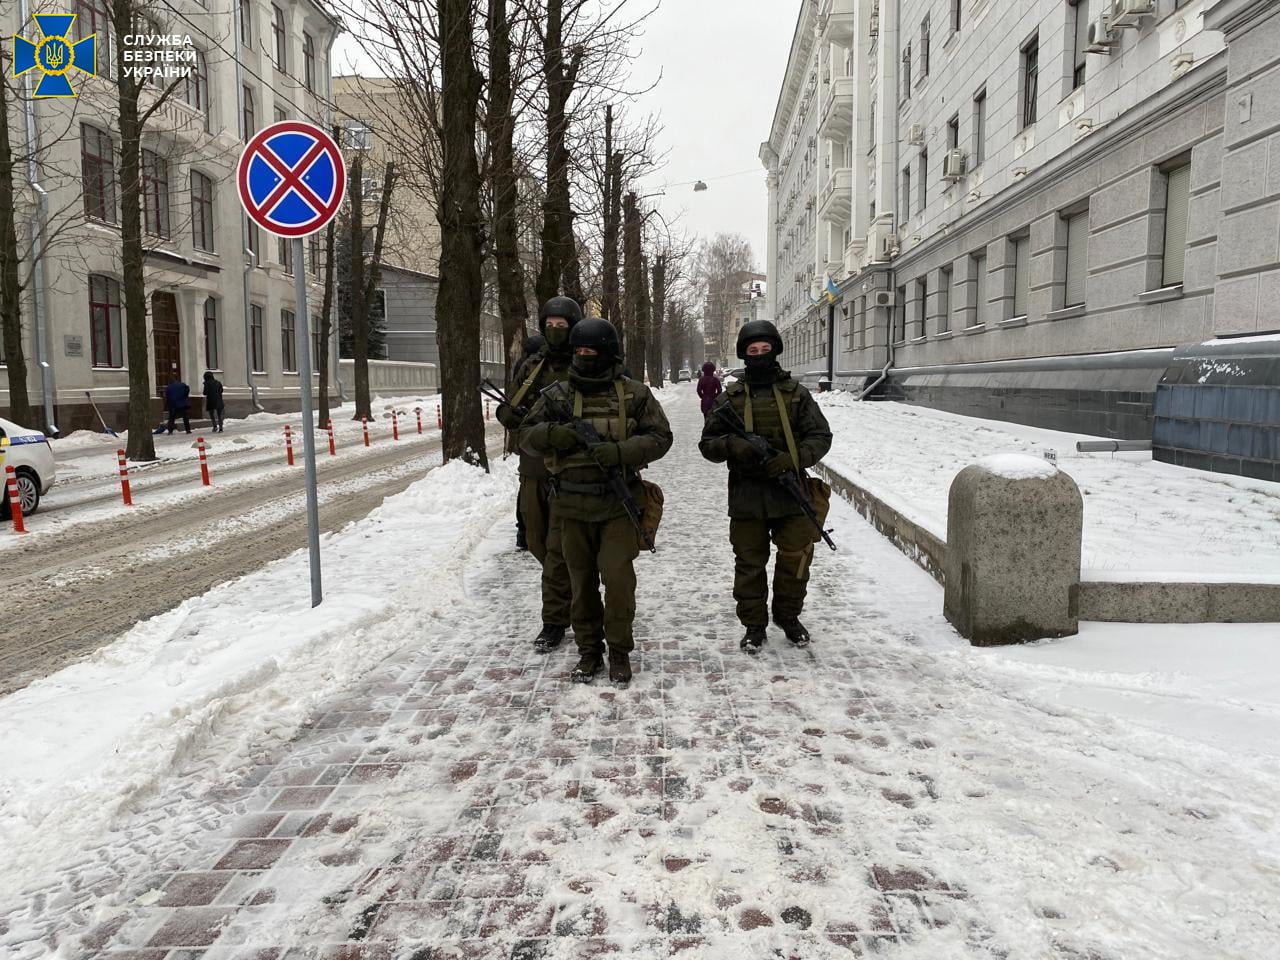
[765,453,792,478]
[548,424,582,452]
[726,436,760,464]
[588,441,621,466]
[495,403,522,429]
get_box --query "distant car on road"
[0,417,56,516]
[677,368,692,382]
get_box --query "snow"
[816,395,1280,581]
[973,453,1058,481]
[1,385,1278,958]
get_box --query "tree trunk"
[362,160,395,343]
[621,191,640,370]
[348,151,371,420]
[437,0,488,468]
[667,303,681,383]
[487,0,529,387]
[599,107,619,325]
[0,79,31,428]
[535,0,581,305]
[649,254,665,389]
[116,5,155,461]
[317,217,335,428]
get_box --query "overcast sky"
[332,1,797,269]
[631,0,796,269]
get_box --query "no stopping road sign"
[237,121,346,237]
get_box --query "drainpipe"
[324,26,345,403]
[234,0,263,413]
[18,0,57,436]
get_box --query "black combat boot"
[775,616,811,647]
[608,650,632,687]
[571,647,604,683]
[740,625,767,654]
[533,624,566,652]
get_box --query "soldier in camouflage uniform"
[699,319,833,653]
[521,317,673,685]
[496,296,581,651]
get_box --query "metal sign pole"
[294,238,322,607]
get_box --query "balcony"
[818,167,853,224]
[819,75,855,140]
[819,0,855,42]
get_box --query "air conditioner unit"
[1111,0,1154,29]
[908,123,924,145]
[361,177,379,199]
[942,149,967,181]
[1085,12,1118,53]
[344,123,371,150]
[871,289,895,308]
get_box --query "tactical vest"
[550,380,639,476]
[513,351,571,407]
[728,379,802,469]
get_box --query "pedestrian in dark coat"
[202,371,226,433]
[164,376,191,434]
[696,361,722,416]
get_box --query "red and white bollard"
[362,416,370,447]
[196,436,211,486]
[415,407,423,435]
[117,449,133,506]
[327,419,336,457]
[5,466,26,534]
[392,409,400,441]
[436,401,442,430]
[284,424,295,467]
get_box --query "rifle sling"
[508,359,546,410]
[739,384,802,471]
[570,381,628,442]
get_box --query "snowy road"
[2,387,1277,958]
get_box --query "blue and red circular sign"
[237,121,346,238]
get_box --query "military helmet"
[570,316,621,359]
[538,296,584,331]
[736,319,784,359]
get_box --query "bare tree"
[648,252,664,388]
[621,190,640,366]
[0,74,29,427]
[696,232,756,367]
[317,216,337,428]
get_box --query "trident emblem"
[13,14,98,98]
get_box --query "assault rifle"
[479,379,527,420]
[713,404,836,551]
[562,418,656,554]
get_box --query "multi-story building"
[2,0,340,433]
[763,0,1280,479]
[707,270,767,365]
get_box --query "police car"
[0,417,56,516]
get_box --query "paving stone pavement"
[4,390,1275,960]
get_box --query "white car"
[678,368,692,382]
[0,417,56,516]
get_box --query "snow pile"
[0,456,515,904]
[974,453,1058,480]
[816,396,1280,580]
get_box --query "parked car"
[0,417,56,516]
[677,368,692,382]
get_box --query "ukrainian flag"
[824,276,840,303]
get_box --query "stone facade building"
[762,0,1280,479]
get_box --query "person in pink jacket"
[696,361,722,416]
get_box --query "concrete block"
[1212,274,1260,334]
[1088,261,1152,311]
[1190,133,1225,193]
[1091,169,1161,231]
[1216,201,1280,275]
[1225,64,1280,149]
[944,455,1083,645]
[1089,216,1159,272]
[1219,137,1270,212]
[1183,242,1220,296]
[1076,582,1210,623]
[1186,188,1221,246]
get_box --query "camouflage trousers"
[518,477,572,627]
[729,515,815,627]
[555,509,641,655]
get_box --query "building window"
[894,286,907,343]
[1021,35,1040,129]
[274,106,287,124]
[304,33,316,92]
[239,0,252,46]
[250,304,265,371]
[272,5,287,70]
[309,232,322,277]
[973,89,987,167]
[947,114,959,153]
[183,48,209,118]
[312,318,322,370]
[1162,162,1191,287]
[279,236,294,275]
[247,217,260,260]
[901,166,911,222]
[901,43,912,101]
[203,297,219,369]
[918,150,927,214]
[972,251,988,326]
[951,0,962,33]
[142,149,170,239]
[921,17,931,80]
[939,265,953,333]
[917,276,928,338]
[191,171,215,252]
[1071,0,1089,89]
[867,98,877,154]
[281,309,297,372]
[88,274,123,368]
[242,85,255,139]
[81,124,116,224]
[1013,236,1031,317]
[1065,210,1088,307]
[75,0,111,74]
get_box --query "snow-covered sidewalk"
[1,388,1278,959]
[816,395,1280,581]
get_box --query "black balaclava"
[572,350,613,380]
[544,325,571,352]
[743,346,780,383]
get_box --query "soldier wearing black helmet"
[698,319,832,653]
[497,296,583,651]
[520,317,673,685]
